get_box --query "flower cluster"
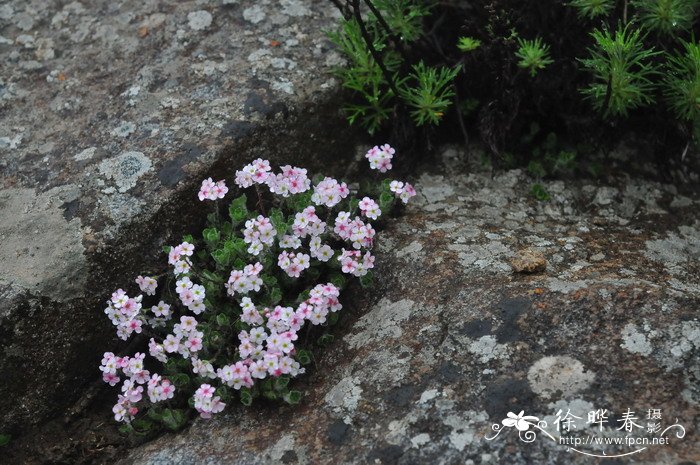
[198,178,229,201]
[365,144,395,172]
[243,215,275,255]
[225,262,263,296]
[311,177,350,207]
[104,290,144,340]
[358,197,381,220]
[338,249,375,277]
[267,165,311,197]
[193,384,225,419]
[175,277,206,314]
[390,180,417,204]
[234,158,272,188]
[277,251,311,277]
[334,212,375,249]
[101,143,417,429]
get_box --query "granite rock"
[123,146,700,464]
[0,0,356,434]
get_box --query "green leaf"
[530,183,551,201]
[262,274,278,287]
[132,418,153,433]
[172,373,190,388]
[211,249,230,266]
[274,375,291,390]
[203,227,220,244]
[161,409,186,431]
[270,287,282,305]
[240,388,253,406]
[330,273,346,289]
[285,390,302,405]
[360,271,374,288]
[0,434,11,447]
[379,191,394,211]
[270,208,287,236]
[262,390,278,400]
[229,194,248,222]
[328,312,340,325]
[296,349,312,365]
[348,196,360,214]
[216,385,231,402]
[118,424,134,435]
[147,408,163,422]
[182,234,194,243]
[317,334,335,346]
[202,270,224,283]
[162,245,172,254]
[216,313,230,326]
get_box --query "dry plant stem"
[328,0,351,19]
[350,0,401,97]
[255,185,267,215]
[362,0,405,56]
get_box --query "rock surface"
[124,147,700,464]
[0,0,354,434]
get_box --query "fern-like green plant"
[327,18,401,134]
[579,24,660,117]
[400,62,460,126]
[633,0,699,35]
[457,36,482,52]
[372,0,431,42]
[515,37,554,77]
[569,0,616,19]
[663,38,700,121]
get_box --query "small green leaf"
[348,197,360,214]
[216,313,230,326]
[330,273,346,289]
[118,424,134,435]
[379,192,394,210]
[202,270,224,283]
[262,274,278,287]
[270,287,282,305]
[229,194,248,222]
[147,408,163,421]
[270,208,287,235]
[328,312,340,325]
[203,227,220,244]
[212,249,230,266]
[172,373,190,388]
[296,349,312,365]
[274,375,291,390]
[182,234,194,243]
[318,334,335,346]
[285,390,302,405]
[240,388,253,406]
[161,409,186,431]
[530,183,551,201]
[360,271,374,288]
[0,434,11,447]
[216,385,231,402]
[132,418,153,433]
[162,245,172,254]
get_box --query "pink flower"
[198,178,228,201]
[365,144,395,172]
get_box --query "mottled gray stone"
[124,146,700,464]
[0,0,355,434]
